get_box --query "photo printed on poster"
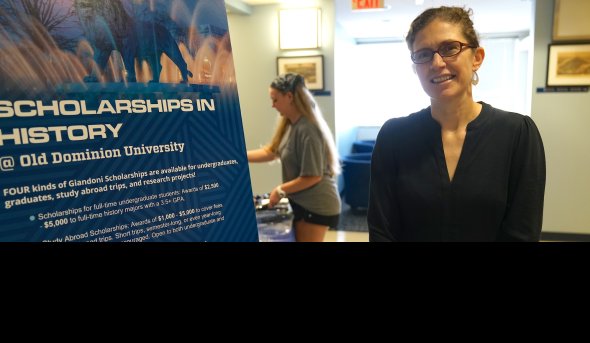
[0,0,258,242]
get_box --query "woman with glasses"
[368,7,546,241]
[248,73,341,242]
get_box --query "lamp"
[279,8,321,50]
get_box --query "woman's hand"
[268,187,282,208]
[267,176,322,208]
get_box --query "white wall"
[228,1,335,196]
[531,0,590,234]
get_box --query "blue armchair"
[351,140,376,153]
[341,152,372,210]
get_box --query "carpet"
[334,204,368,232]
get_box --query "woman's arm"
[498,116,546,241]
[268,175,322,208]
[247,147,277,163]
[281,175,322,194]
[367,121,400,242]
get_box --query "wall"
[334,21,358,160]
[531,0,590,233]
[228,1,335,196]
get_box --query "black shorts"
[289,200,340,229]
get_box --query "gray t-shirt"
[278,116,341,216]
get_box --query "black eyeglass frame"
[411,41,477,64]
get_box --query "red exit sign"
[352,0,385,10]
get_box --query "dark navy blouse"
[368,102,546,242]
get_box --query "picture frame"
[546,43,590,87]
[277,55,324,90]
[553,0,590,41]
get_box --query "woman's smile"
[431,74,456,84]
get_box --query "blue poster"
[0,0,258,242]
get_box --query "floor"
[324,230,369,242]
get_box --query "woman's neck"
[285,111,302,124]
[430,98,482,131]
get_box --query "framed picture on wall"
[546,43,590,86]
[553,0,590,41]
[277,55,324,90]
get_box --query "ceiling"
[237,0,533,39]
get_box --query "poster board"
[0,0,258,242]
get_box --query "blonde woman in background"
[248,73,341,242]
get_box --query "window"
[337,36,530,128]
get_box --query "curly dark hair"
[271,73,306,93]
[406,6,479,51]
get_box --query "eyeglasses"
[411,41,476,64]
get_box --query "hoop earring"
[472,71,479,86]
